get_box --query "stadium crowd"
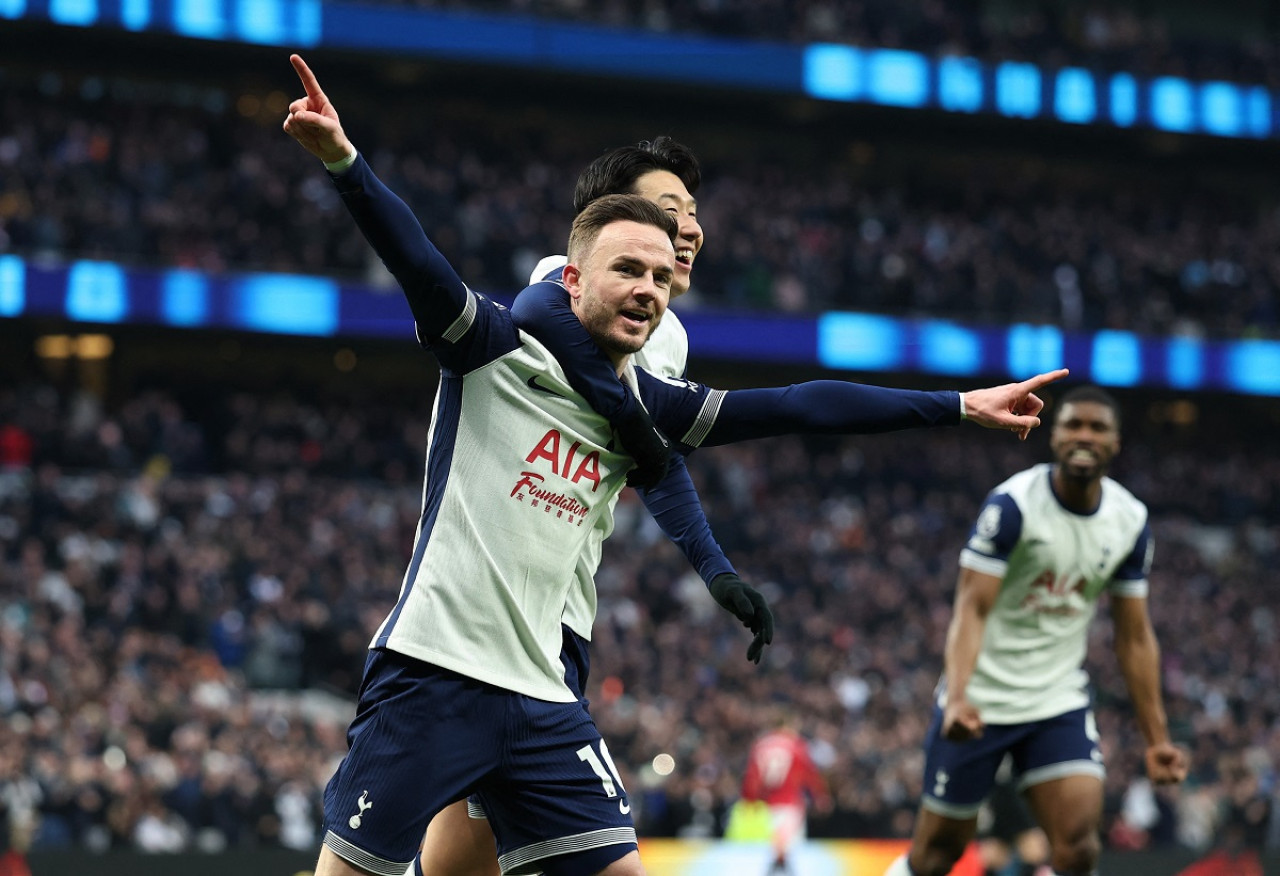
[3,64,1279,341]
[0,378,1276,857]
[337,0,1277,87]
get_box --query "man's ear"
[562,263,584,301]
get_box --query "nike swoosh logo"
[619,800,631,815]
[527,375,566,398]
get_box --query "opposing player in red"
[741,716,832,875]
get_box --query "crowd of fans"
[0,377,1276,857]
[4,61,1280,340]
[345,0,1279,88]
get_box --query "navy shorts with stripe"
[323,632,633,876]
[920,705,1105,819]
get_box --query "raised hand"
[282,54,355,163]
[961,368,1070,440]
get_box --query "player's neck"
[1050,467,1102,514]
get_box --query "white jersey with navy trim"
[942,463,1153,724]
[528,256,690,640]
[378,286,709,703]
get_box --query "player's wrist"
[323,146,358,173]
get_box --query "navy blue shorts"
[323,642,632,876]
[920,705,1105,819]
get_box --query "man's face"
[1050,400,1120,482]
[631,170,702,297]
[565,220,675,369]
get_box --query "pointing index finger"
[290,53,324,100]
[1018,367,1069,393]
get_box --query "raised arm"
[282,54,471,341]
[512,281,671,488]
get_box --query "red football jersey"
[741,729,829,808]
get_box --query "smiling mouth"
[1066,448,1097,465]
[620,309,651,327]
[675,249,694,268]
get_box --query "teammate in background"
[284,52,1066,876]
[885,386,1188,876]
[740,715,831,875]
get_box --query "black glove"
[615,393,671,489]
[708,573,774,664]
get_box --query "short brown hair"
[566,193,678,263]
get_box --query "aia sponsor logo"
[509,429,607,526]
[1019,568,1087,615]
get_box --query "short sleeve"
[1109,522,1153,598]
[958,492,1022,577]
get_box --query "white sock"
[884,854,916,876]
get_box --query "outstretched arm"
[512,282,671,487]
[690,370,1068,447]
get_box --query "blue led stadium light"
[5,253,1280,397]
[919,320,983,376]
[818,312,905,371]
[0,256,25,318]
[15,2,1280,141]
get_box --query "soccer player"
[884,386,1189,876]
[284,53,1066,876]
[417,137,761,876]
[740,715,831,875]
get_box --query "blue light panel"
[1090,330,1141,386]
[919,320,981,375]
[1201,82,1243,137]
[1110,74,1137,127]
[1247,87,1272,138]
[803,44,862,102]
[817,312,904,371]
[174,0,225,39]
[236,0,282,42]
[1225,341,1280,396]
[995,62,1040,118]
[0,0,27,18]
[1151,77,1194,132]
[1054,68,1096,124]
[162,270,210,326]
[867,49,928,108]
[231,274,338,336]
[1166,337,1204,389]
[66,260,128,323]
[1007,324,1063,377]
[0,255,25,317]
[937,56,983,113]
[294,0,320,45]
[50,0,96,25]
[122,0,150,29]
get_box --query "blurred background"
[2,0,1280,873]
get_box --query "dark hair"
[1055,385,1122,430]
[573,137,702,214]
[566,194,678,263]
